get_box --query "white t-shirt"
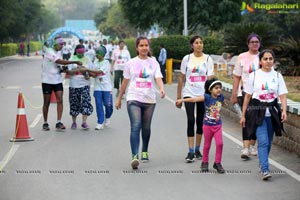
[244,69,288,116]
[68,55,93,88]
[123,57,162,103]
[93,59,112,91]
[233,51,259,96]
[85,49,96,62]
[104,44,113,60]
[180,53,214,97]
[112,48,131,71]
[41,48,62,84]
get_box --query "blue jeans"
[127,100,156,156]
[256,117,274,173]
[94,91,113,124]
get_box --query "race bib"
[190,75,206,82]
[135,78,152,88]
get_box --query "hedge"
[0,41,43,57]
[124,35,224,60]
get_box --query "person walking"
[176,35,214,163]
[158,44,167,84]
[89,46,113,130]
[240,49,288,180]
[176,78,225,173]
[111,40,131,97]
[41,37,82,131]
[115,36,165,170]
[231,33,261,160]
[67,44,93,130]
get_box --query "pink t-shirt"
[123,57,162,103]
[233,51,259,96]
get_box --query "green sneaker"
[131,154,139,170]
[141,152,149,162]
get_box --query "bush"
[125,35,224,60]
[0,43,18,57]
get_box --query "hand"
[175,100,182,108]
[240,116,246,127]
[79,67,88,73]
[76,61,83,66]
[160,89,165,98]
[281,111,287,122]
[115,98,122,110]
[230,95,238,104]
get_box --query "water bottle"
[233,103,242,118]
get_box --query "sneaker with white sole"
[262,172,272,180]
[104,118,110,126]
[250,145,257,156]
[95,123,104,130]
[241,148,250,160]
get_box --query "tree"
[95,3,138,39]
[118,0,241,34]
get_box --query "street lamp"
[183,0,188,36]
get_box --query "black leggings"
[184,100,205,137]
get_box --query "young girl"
[115,36,165,170]
[89,46,113,130]
[176,78,225,173]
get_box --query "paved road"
[0,56,299,200]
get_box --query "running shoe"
[81,122,89,130]
[250,145,258,156]
[71,122,77,130]
[95,123,104,130]
[104,118,110,127]
[55,122,66,130]
[141,152,149,162]
[262,172,272,181]
[201,162,209,172]
[185,153,195,163]
[213,163,225,174]
[42,123,50,131]
[131,154,139,169]
[194,150,203,160]
[241,148,250,160]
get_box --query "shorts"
[42,83,63,95]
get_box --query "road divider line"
[0,144,20,171]
[29,113,42,128]
[161,89,300,182]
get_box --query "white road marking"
[29,113,42,128]
[6,86,21,89]
[0,144,20,171]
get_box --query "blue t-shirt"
[203,93,224,126]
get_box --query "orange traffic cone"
[10,93,34,142]
[50,91,57,103]
[35,50,39,56]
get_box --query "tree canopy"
[118,0,241,34]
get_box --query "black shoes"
[213,163,225,174]
[42,123,50,131]
[185,153,195,163]
[194,151,202,160]
[201,162,209,172]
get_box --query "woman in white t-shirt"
[115,36,165,170]
[176,35,214,163]
[240,49,288,180]
[67,44,94,130]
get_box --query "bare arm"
[176,73,185,108]
[176,96,204,104]
[155,77,165,98]
[240,93,252,127]
[279,94,287,122]
[55,59,82,66]
[110,60,115,73]
[115,78,129,110]
[231,75,241,104]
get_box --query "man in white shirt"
[158,44,167,84]
[41,37,82,131]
